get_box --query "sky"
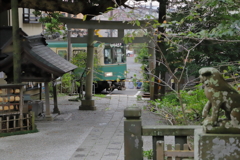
[125,0,160,9]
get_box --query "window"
[104,48,112,64]
[104,47,126,64]
[23,8,40,23]
[23,8,30,23]
[115,48,124,63]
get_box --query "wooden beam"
[60,17,155,29]
[71,36,149,43]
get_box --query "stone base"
[53,107,61,115]
[79,100,96,110]
[194,128,240,160]
[44,114,53,121]
[203,125,240,134]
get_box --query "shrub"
[148,86,207,125]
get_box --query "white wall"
[9,8,42,36]
[0,72,7,85]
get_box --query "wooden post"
[13,115,16,130]
[67,30,72,61]
[52,80,60,114]
[153,136,164,160]
[124,107,143,160]
[0,117,2,132]
[167,144,172,160]
[175,144,181,160]
[11,0,21,83]
[156,141,165,160]
[39,83,42,100]
[44,82,53,120]
[30,111,35,130]
[175,136,187,150]
[19,86,24,130]
[6,116,9,132]
[148,28,156,100]
[26,114,29,130]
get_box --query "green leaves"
[39,11,65,36]
[83,15,87,21]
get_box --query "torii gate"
[60,17,156,110]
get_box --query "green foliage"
[143,149,153,159]
[162,0,240,77]
[133,43,150,92]
[60,49,100,94]
[0,128,38,137]
[32,10,41,17]
[149,87,207,125]
[59,73,72,93]
[38,11,66,37]
[71,50,88,80]
[93,94,107,98]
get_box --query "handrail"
[124,107,201,160]
[142,125,201,136]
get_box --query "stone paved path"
[0,95,168,160]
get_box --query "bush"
[148,86,207,125]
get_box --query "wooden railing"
[156,141,194,160]
[0,111,35,133]
[124,107,201,160]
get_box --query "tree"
[0,0,145,20]
[164,0,240,77]
[36,11,66,39]
[117,0,240,124]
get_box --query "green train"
[47,41,127,93]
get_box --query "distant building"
[0,8,42,35]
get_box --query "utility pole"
[11,0,21,83]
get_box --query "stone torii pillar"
[79,29,96,110]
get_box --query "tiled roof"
[23,35,77,76]
[0,27,77,81]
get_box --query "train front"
[94,43,127,93]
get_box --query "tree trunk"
[11,0,21,83]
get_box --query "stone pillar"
[79,29,95,110]
[124,107,143,160]
[194,128,240,160]
[44,82,53,120]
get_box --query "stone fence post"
[124,107,143,160]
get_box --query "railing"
[124,107,201,160]
[0,111,35,133]
[156,141,194,160]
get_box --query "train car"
[47,41,127,93]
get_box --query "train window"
[115,48,126,63]
[104,48,112,64]
[104,47,126,64]
[58,50,67,60]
